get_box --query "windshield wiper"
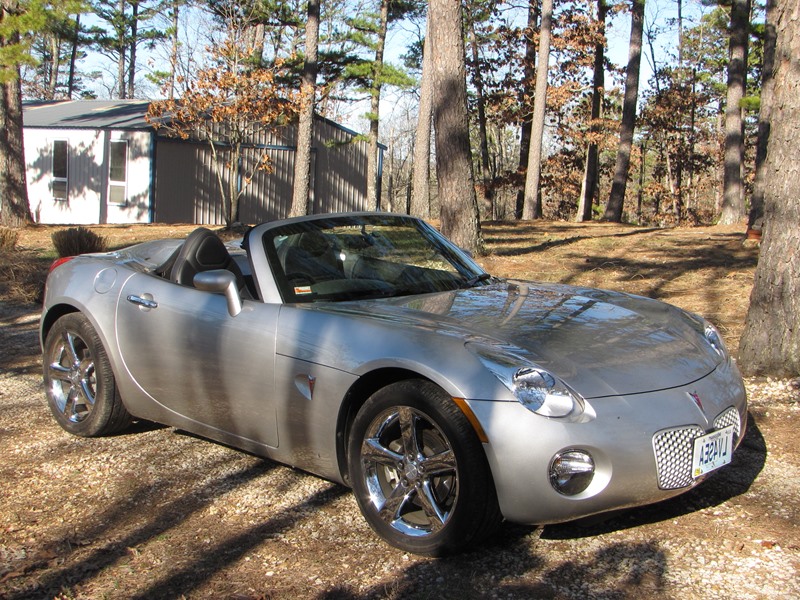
[460,273,492,288]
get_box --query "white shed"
[23,100,384,225]
[23,101,154,225]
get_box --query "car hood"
[318,281,720,398]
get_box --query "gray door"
[116,273,280,447]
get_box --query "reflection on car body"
[41,212,747,555]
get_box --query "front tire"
[348,379,500,555]
[43,313,131,437]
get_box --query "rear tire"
[348,379,500,555]
[43,313,131,437]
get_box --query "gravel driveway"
[1,301,798,599]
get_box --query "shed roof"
[22,99,385,149]
[23,100,153,130]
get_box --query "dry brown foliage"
[0,226,19,252]
[51,226,108,258]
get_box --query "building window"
[108,140,128,206]
[52,140,68,201]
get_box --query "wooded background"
[3,0,768,227]
[0,0,797,376]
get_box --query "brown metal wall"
[153,119,372,225]
[153,139,225,224]
[313,120,369,214]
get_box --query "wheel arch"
[40,303,81,347]
[335,367,490,488]
[41,303,131,412]
[336,367,433,486]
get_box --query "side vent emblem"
[294,374,317,401]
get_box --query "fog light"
[549,450,595,496]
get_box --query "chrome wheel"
[349,380,501,555]
[42,313,131,437]
[46,330,97,423]
[361,406,459,537]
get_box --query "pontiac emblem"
[689,391,704,412]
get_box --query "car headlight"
[466,342,585,418]
[703,323,729,359]
[680,311,730,362]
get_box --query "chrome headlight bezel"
[466,342,586,419]
[679,311,731,362]
[703,322,729,360]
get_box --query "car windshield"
[264,214,490,303]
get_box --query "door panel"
[116,273,279,446]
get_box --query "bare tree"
[0,0,33,226]
[739,0,800,377]
[577,0,607,222]
[289,0,320,218]
[410,13,432,219]
[466,1,492,218]
[521,0,554,221]
[718,0,751,225]
[366,0,390,210]
[748,0,777,231]
[604,0,645,222]
[147,30,299,227]
[429,0,482,253]
[514,1,539,219]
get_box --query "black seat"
[278,231,343,282]
[170,227,246,291]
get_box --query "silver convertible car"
[41,212,747,555]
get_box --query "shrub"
[0,227,18,252]
[52,227,108,258]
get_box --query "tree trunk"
[719,0,751,225]
[0,67,32,226]
[739,0,800,377]
[748,0,777,230]
[677,0,684,67]
[251,23,266,67]
[127,0,138,99]
[229,145,241,226]
[515,1,539,220]
[289,0,320,218]
[47,34,60,99]
[410,14,433,220]
[636,136,647,222]
[467,15,491,219]
[117,0,126,99]
[577,0,607,223]
[167,4,179,100]
[604,0,645,222]
[522,0,554,221]
[67,14,80,99]
[366,0,390,210]
[429,0,482,254]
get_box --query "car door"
[115,272,280,447]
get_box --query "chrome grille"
[652,425,704,490]
[714,407,741,438]
[652,406,741,490]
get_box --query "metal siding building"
[23,100,382,225]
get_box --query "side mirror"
[194,270,242,317]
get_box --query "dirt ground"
[1,220,798,599]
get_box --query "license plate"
[692,425,735,478]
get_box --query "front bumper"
[467,360,747,525]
